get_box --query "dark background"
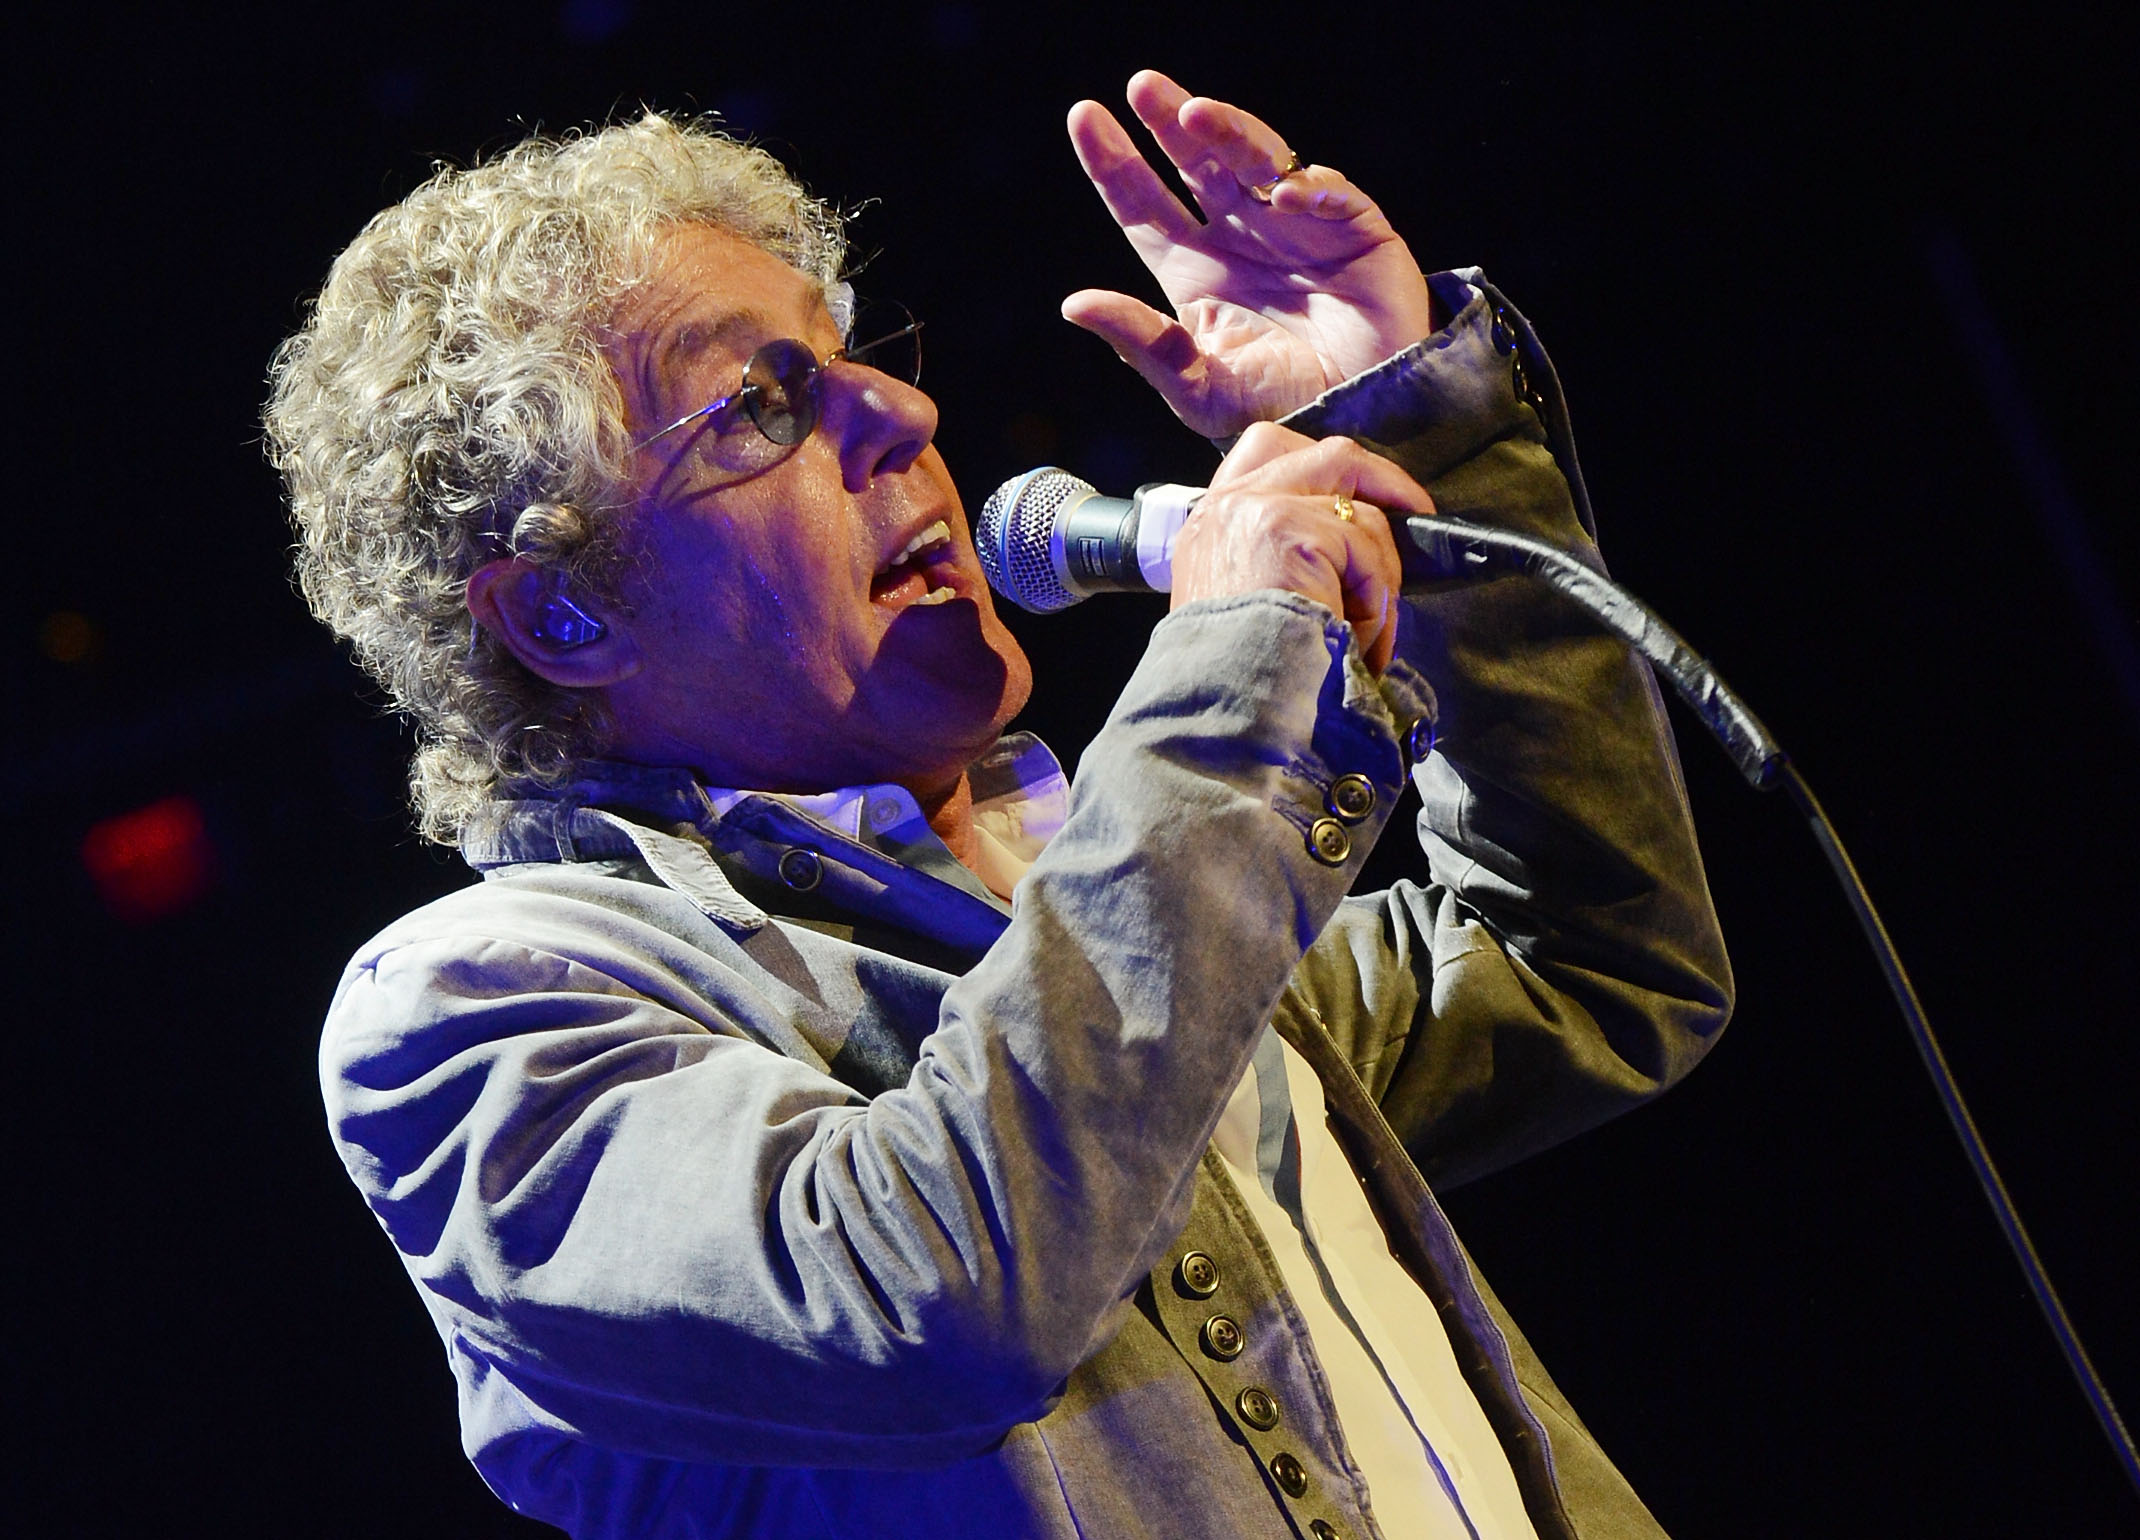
[15,2,2137,1533]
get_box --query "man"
[268,70,1731,1539]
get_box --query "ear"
[466,558,641,689]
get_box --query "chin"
[936,644,1034,758]
[871,602,1034,775]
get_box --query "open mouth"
[871,518,961,609]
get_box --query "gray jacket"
[320,278,1733,1539]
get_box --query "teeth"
[886,519,951,570]
[909,585,956,606]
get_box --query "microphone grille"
[977,467,1089,614]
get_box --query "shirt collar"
[700,731,1066,901]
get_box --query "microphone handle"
[1057,483,1202,598]
[1058,494,1149,593]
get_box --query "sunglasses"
[633,302,924,485]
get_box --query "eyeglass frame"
[630,307,925,474]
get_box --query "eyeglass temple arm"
[634,387,745,451]
[838,316,924,364]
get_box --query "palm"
[1132,215,1428,433]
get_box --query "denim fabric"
[319,279,1732,1539]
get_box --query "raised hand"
[1065,70,1436,440]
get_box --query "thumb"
[1061,289,1212,422]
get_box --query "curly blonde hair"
[264,113,846,842]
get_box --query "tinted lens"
[842,301,923,388]
[742,337,821,447]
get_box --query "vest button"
[1236,1385,1280,1431]
[1199,1314,1245,1361]
[1270,1451,1309,1498]
[1175,1251,1219,1298]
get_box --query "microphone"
[975,464,1518,615]
[975,468,1204,614]
[973,465,1508,614]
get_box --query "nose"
[820,360,939,493]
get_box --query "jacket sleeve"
[321,592,1420,1473]
[1276,273,1736,1190]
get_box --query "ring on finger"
[1333,492,1355,523]
[1247,151,1304,203]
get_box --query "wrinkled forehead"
[604,222,850,420]
[615,224,846,347]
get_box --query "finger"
[1123,68,1200,164]
[1239,492,1402,673]
[1066,97,1200,248]
[1334,498,1404,675]
[1220,429,1437,523]
[1216,420,1323,477]
[1261,164,1381,223]
[1175,92,1297,191]
[1265,494,1403,676]
[1061,288,1208,399]
[1123,70,1252,214]
[1169,94,1395,236]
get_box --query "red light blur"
[81,795,216,922]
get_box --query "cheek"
[752,499,879,640]
[716,550,809,655]
[645,528,874,691]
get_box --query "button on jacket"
[319,276,1734,1539]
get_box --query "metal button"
[1236,1386,1280,1431]
[1306,818,1351,866]
[1404,716,1437,765]
[776,847,824,892]
[1325,773,1377,823]
[1200,1314,1245,1361]
[1490,306,1517,355]
[1176,1251,1219,1299]
[1310,1522,1343,1540]
[1270,1451,1309,1498]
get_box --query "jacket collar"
[457,733,1067,956]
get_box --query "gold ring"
[1333,493,1355,523]
[1247,151,1304,203]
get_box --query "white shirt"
[1212,1028,1541,1540]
